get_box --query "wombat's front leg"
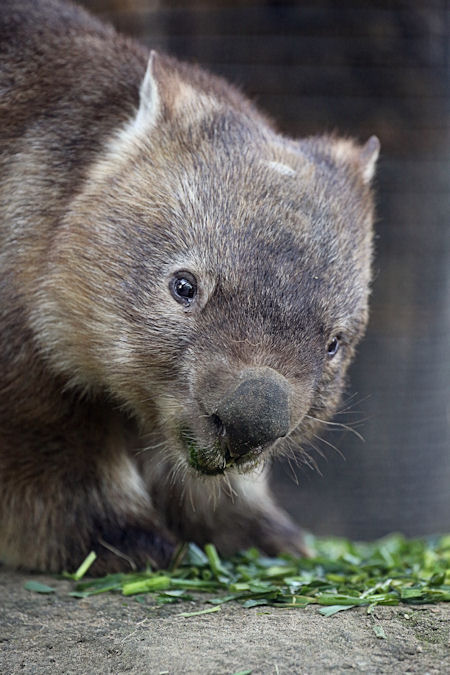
[148,464,310,558]
[227,474,312,557]
[0,434,175,574]
[204,473,311,558]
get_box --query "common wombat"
[0,0,379,573]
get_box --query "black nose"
[214,368,290,457]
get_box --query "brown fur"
[0,0,379,573]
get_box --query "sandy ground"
[0,569,449,675]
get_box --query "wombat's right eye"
[327,336,340,357]
[170,271,197,306]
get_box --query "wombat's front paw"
[85,523,177,575]
[253,514,313,558]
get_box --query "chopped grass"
[28,534,450,615]
[177,605,222,618]
[24,580,56,594]
[373,624,387,639]
[66,550,97,581]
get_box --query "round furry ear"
[359,135,380,184]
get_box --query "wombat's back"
[0,0,145,199]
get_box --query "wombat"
[0,0,379,573]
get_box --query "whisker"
[306,439,326,461]
[299,449,320,474]
[310,432,346,460]
[136,439,168,454]
[304,413,365,442]
[335,392,372,416]
[285,454,299,485]
[187,482,195,512]
[280,437,321,476]
[223,473,237,501]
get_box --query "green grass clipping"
[27,534,450,615]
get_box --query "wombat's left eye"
[170,271,197,306]
[327,336,340,357]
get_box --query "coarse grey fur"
[0,0,379,573]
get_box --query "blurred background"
[81,0,449,539]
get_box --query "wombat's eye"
[170,271,197,306]
[327,336,340,357]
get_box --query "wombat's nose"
[214,368,290,457]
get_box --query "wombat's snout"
[212,368,290,457]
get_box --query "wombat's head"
[40,53,379,476]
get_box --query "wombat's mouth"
[179,426,263,476]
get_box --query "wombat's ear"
[136,51,205,126]
[358,136,380,184]
[136,51,161,130]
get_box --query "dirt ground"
[0,569,448,675]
